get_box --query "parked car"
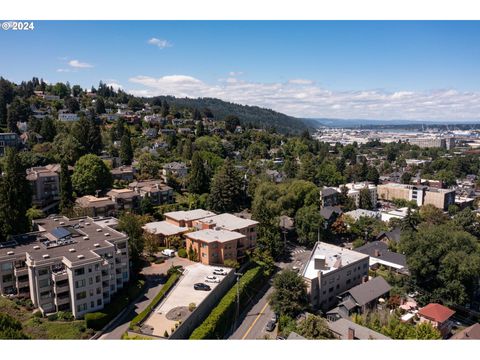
[213,268,228,276]
[271,313,278,323]
[193,283,211,291]
[205,275,220,283]
[161,249,175,257]
[265,320,276,332]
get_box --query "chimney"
[362,275,368,283]
[374,249,380,257]
[347,327,355,340]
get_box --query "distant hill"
[305,118,480,128]
[145,96,311,134]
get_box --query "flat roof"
[198,213,258,231]
[143,221,188,236]
[165,209,216,222]
[0,216,127,264]
[302,242,369,279]
[186,229,245,243]
[76,196,115,208]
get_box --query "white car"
[213,268,227,276]
[205,275,220,283]
[161,249,175,257]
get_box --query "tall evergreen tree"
[119,133,133,165]
[59,160,74,213]
[188,152,210,194]
[95,97,106,114]
[6,97,31,133]
[0,148,32,241]
[39,117,57,142]
[207,160,243,212]
[195,121,205,137]
[0,77,14,127]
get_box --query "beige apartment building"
[0,216,129,318]
[75,196,116,217]
[378,183,455,210]
[302,242,370,311]
[26,164,61,209]
[128,179,174,205]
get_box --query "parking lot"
[144,262,231,337]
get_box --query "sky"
[1,20,480,120]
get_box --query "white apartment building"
[58,113,79,122]
[0,216,129,319]
[336,182,378,208]
[302,242,370,311]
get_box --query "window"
[96,275,101,283]
[329,287,334,293]
[202,253,206,258]
[38,268,48,276]
[2,274,13,283]
[347,270,352,276]
[123,272,128,279]
[95,264,100,271]
[1,263,13,271]
[77,303,87,312]
[89,289,94,297]
[75,279,86,288]
[89,277,93,285]
[88,267,92,273]
[97,299,102,306]
[91,301,95,308]
[96,287,101,294]
[40,291,51,299]
[76,291,86,300]
[336,284,340,289]
[39,279,50,288]
[346,279,351,285]
[74,268,85,276]
[363,263,368,269]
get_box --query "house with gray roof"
[327,318,390,340]
[355,241,408,274]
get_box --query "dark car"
[194,283,211,291]
[265,320,276,332]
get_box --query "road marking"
[242,301,270,340]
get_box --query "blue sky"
[1,21,480,119]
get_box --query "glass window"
[39,278,50,288]
[74,268,85,276]
[1,263,13,271]
[76,291,86,300]
[2,274,14,283]
[97,299,102,306]
[38,268,49,276]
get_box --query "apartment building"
[75,196,116,217]
[164,209,216,228]
[302,242,370,311]
[193,213,258,262]
[378,183,455,210]
[336,182,377,208]
[0,132,20,156]
[162,162,188,179]
[128,179,174,205]
[407,137,445,148]
[106,188,140,211]
[185,229,246,266]
[0,216,129,318]
[26,164,61,208]
[111,165,135,182]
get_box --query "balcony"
[54,280,69,293]
[52,271,68,282]
[55,295,70,306]
[14,267,28,277]
[16,276,29,287]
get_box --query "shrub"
[154,257,165,264]
[164,330,169,338]
[224,259,239,269]
[57,311,74,321]
[188,303,196,312]
[129,272,180,329]
[177,248,187,258]
[190,267,265,339]
[47,313,58,321]
[85,312,108,330]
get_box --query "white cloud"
[147,37,172,49]
[106,82,123,91]
[126,74,480,120]
[229,71,243,77]
[68,59,93,68]
[288,78,314,85]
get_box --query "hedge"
[85,278,145,331]
[129,272,181,329]
[189,266,265,339]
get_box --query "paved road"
[229,243,310,340]
[99,257,192,339]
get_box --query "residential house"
[320,206,343,225]
[265,169,285,183]
[143,221,189,247]
[144,128,159,139]
[111,165,135,182]
[0,216,129,319]
[355,241,408,274]
[58,112,79,122]
[302,242,370,311]
[321,187,340,208]
[376,228,402,245]
[450,323,480,340]
[328,276,391,319]
[417,303,456,338]
[327,318,391,340]
[162,162,188,179]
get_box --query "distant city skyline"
[1,21,480,120]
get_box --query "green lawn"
[0,297,93,339]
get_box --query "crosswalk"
[291,249,307,255]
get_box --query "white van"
[161,249,175,257]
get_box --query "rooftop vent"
[79,219,84,222]
[85,222,90,226]
[59,222,65,225]
[104,233,110,236]
[33,245,40,250]
[69,248,76,253]
[83,236,89,240]
[94,243,100,248]
[7,251,14,255]
[96,229,102,232]
[53,218,59,222]
[43,254,50,259]
[77,255,85,259]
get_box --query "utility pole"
[234,272,243,329]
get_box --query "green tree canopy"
[188,151,210,195]
[207,160,243,213]
[72,154,113,196]
[269,269,308,317]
